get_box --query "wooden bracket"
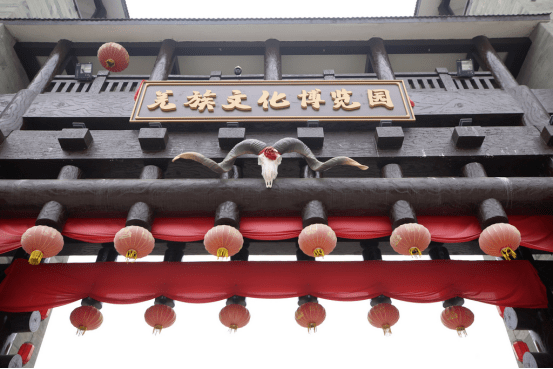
[376,126,404,149]
[297,127,324,150]
[139,127,168,151]
[58,128,93,151]
[214,201,240,229]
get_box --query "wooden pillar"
[367,38,395,80]
[264,39,282,81]
[0,39,72,135]
[472,36,550,130]
[472,36,517,89]
[149,39,177,81]
[26,40,73,94]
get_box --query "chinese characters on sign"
[131,81,415,123]
[149,89,389,113]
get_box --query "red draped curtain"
[1,215,553,254]
[0,259,546,312]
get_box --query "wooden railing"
[42,71,499,94]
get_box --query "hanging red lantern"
[298,223,337,258]
[479,223,520,260]
[114,226,155,262]
[145,304,176,335]
[204,225,243,259]
[21,225,64,265]
[441,306,474,337]
[17,342,34,366]
[97,42,129,73]
[390,223,431,257]
[410,99,415,108]
[70,306,103,336]
[367,303,400,336]
[295,302,326,333]
[219,304,250,332]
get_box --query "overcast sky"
[35,1,519,367]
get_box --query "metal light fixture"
[75,62,93,81]
[456,59,474,78]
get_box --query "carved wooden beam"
[1,177,552,217]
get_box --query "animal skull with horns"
[172,138,368,188]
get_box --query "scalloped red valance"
[0,259,547,312]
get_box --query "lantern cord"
[153,325,163,335]
[382,324,392,336]
[409,247,422,258]
[28,250,43,265]
[106,59,115,68]
[313,249,325,258]
[216,248,229,259]
[76,326,87,336]
[456,327,467,338]
[125,249,138,263]
[501,248,517,261]
[307,323,317,333]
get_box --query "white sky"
[125,0,417,18]
[35,1,518,367]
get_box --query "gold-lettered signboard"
[130,80,415,123]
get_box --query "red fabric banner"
[1,215,553,254]
[0,259,546,312]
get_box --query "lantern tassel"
[153,324,163,335]
[125,249,138,262]
[382,324,392,336]
[216,248,229,259]
[501,247,517,261]
[456,326,467,338]
[28,250,43,265]
[409,247,422,258]
[307,323,317,333]
[229,324,238,333]
[313,248,325,258]
[76,326,87,336]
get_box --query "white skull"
[258,153,282,188]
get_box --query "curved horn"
[272,137,368,172]
[172,139,267,173]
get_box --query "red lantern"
[368,303,400,336]
[298,223,337,258]
[204,225,243,259]
[145,304,176,335]
[479,223,520,260]
[17,342,34,366]
[70,306,103,336]
[114,226,155,261]
[441,306,474,337]
[97,42,129,73]
[295,302,326,333]
[219,304,250,332]
[390,223,431,257]
[21,225,64,265]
